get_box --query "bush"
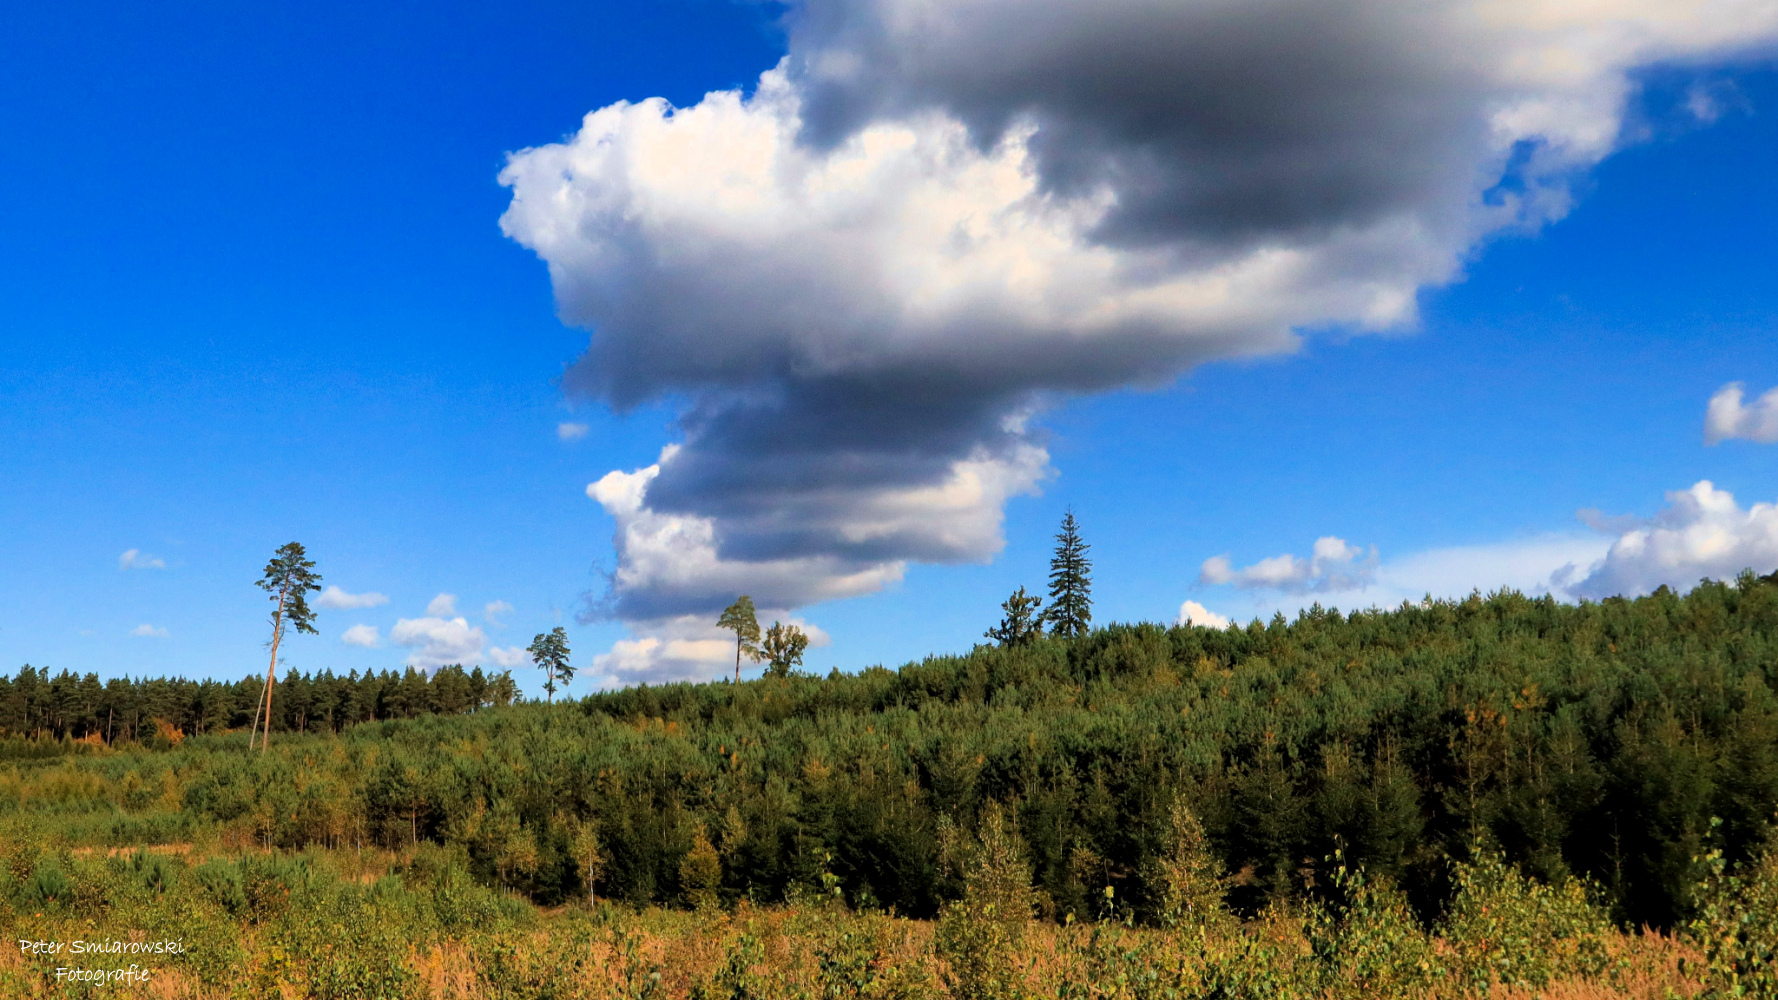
[1439,848,1615,992]
[20,857,74,910]
[192,857,248,915]
[1309,855,1436,999]
[1685,824,1778,999]
[935,805,1033,1000]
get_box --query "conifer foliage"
[1044,510,1092,638]
[526,626,573,702]
[985,587,1044,647]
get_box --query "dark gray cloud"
[787,0,1485,252]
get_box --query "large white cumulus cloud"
[1569,481,1778,599]
[498,0,1778,679]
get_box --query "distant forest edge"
[0,663,519,742]
[5,573,1778,933]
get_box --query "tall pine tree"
[527,626,573,703]
[1044,509,1092,638]
[252,542,321,752]
[717,595,762,683]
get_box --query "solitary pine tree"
[1044,509,1092,638]
[985,587,1044,647]
[528,626,573,703]
[717,595,762,683]
[252,542,321,752]
[761,621,809,677]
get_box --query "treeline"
[7,577,1778,933]
[0,663,518,742]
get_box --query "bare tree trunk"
[259,590,287,752]
[248,676,267,749]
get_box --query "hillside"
[6,577,1778,934]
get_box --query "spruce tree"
[1044,509,1092,638]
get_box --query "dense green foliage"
[7,575,1778,936]
[0,664,517,742]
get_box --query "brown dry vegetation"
[0,892,1711,1000]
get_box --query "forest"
[4,575,1778,996]
[0,664,518,743]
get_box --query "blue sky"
[3,0,1776,695]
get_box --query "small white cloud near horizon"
[1705,383,1778,445]
[1192,478,1778,623]
[129,624,169,638]
[341,624,381,648]
[391,615,486,670]
[1200,536,1378,594]
[558,422,590,442]
[426,593,457,617]
[488,646,528,668]
[1568,481,1778,600]
[484,600,514,626]
[118,549,165,571]
[316,586,390,610]
[1177,600,1231,630]
[1188,532,1612,625]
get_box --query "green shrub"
[1309,853,1436,999]
[192,857,247,915]
[816,917,932,1000]
[1685,824,1778,999]
[935,805,1033,1000]
[1145,799,1231,932]
[1439,848,1615,992]
[124,847,176,894]
[21,860,74,910]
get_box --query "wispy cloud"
[557,422,590,442]
[118,549,165,571]
[1190,532,1611,624]
[484,600,514,626]
[1188,478,1778,623]
[315,585,390,610]
[1200,537,1378,594]
[426,593,457,617]
[129,624,169,638]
